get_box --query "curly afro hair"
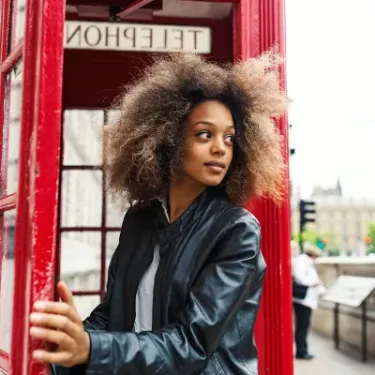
[104,50,287,206]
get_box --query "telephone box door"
[0,0,65,374]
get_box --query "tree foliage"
[292,229,337,253]
[367,222,375,254]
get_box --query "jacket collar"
[153,188,210,246]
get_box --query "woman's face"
[180,100,235,188]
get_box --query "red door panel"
[0,0,65,374]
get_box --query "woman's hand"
[29,281,90,367]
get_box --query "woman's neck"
[168,179,206,223]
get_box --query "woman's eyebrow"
[193,121,235,129]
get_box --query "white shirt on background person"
[292,253,326,310]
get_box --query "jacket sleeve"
[85,212,265,375]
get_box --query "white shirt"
[133,199,169,333]
[292,253,326,310]
[133,246,161,332]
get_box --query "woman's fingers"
[30,282,90,367]
[33,301,81,324]
[32,349,74,366]
[30,326,75,348]
[56,281,76,310]
[30,283,90,368]
[30,312,80,338]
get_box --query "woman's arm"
[85,212,265,375]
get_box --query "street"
[295,332,374,375]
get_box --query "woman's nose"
[210,139,226,155]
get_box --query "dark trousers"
[293,302,312,356]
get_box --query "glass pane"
[61,170,103,227]
[0,209,16,353]
[74,295,101,321]
[63,110,104,166]
[106,191,128,227]
[60,231,101,291]
[14,0,26,44]
[1,61,23,195]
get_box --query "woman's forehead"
[188,100,234,125]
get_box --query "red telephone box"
[0,1,293,375]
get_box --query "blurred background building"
[291,180,375,256]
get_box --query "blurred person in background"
[290,239,300,258]
[292,244,326,360]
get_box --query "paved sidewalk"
[294,332,374,375]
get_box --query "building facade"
[291,180,375,255]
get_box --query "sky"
[285,0,375,200]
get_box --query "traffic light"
[365,236,371,245]
[299,199,316,233]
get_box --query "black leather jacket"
[53,188,266,375]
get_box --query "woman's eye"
[225,135,235,144]
[197,131,211,139]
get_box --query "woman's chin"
[200,177,225,187]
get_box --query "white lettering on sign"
[64,21,211,54]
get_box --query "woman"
[292,245,326,360]
[29,51,286,374]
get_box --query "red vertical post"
[232,1,294,375]
[10,0,65,374]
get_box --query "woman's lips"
[204,161,226,173]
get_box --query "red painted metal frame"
[66,0,160,6]
[9,0,18,51]
[181,0,231,2]
[60,226,121,232]
[0,41,23,73]
[0,0,17,370]
[118,0,157,17]
[0,0,12,208]
[0,194,17,210]
[233,1,294,375]
[9,0,66,374]
[0,350,10,373]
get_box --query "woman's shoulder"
[209,190,261,231]
[119,200,159,228]
[208,196,263,263]
[204,202,261,257]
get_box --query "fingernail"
[34,301,46,311]
[33,350,43,359]
[30,326,43,335]
[30,313,43,323]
